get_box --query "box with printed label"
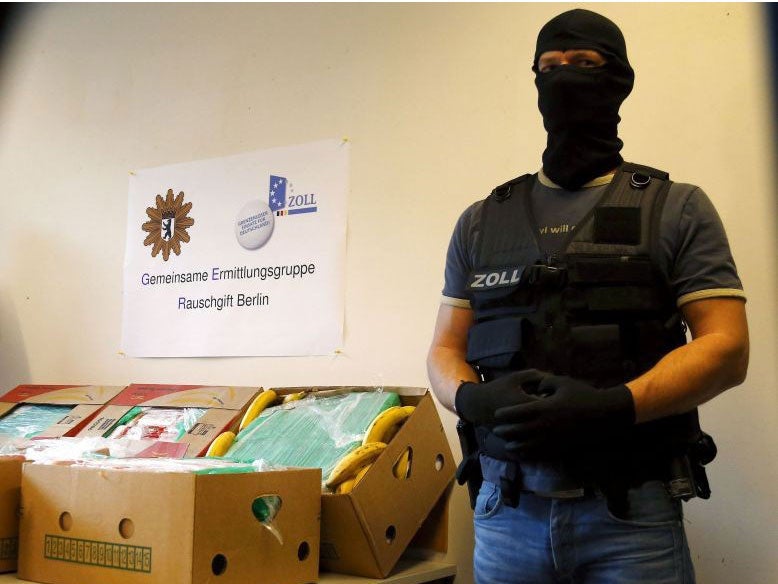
[76,384,263,457]
[0,385,124,574]
[18,462,321,584]
[0,385,126,440]
[0,457,23,573]
[268,386,456,579]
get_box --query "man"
[427,9,749,584]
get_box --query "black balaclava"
[533,9,634,191]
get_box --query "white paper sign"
[122,139,348,357]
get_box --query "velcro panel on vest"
[567,256,653,285]
[583,286,662,312]
[593,207,641,245]
[466,318,524,368]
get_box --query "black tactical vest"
[466,163,704,464]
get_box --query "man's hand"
[492,375,635,458]
[454,369,548,426]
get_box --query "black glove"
[492,375,635,459]
[454,369,548,426]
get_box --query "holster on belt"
[456,419,483,509]
[668,431,716,500]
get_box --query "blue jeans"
[473,480,695,584]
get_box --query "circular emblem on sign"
[235,199,275,250]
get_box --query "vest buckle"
[630,172,651,190]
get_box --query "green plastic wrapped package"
[227,391,401,478]
[0,404,73,438]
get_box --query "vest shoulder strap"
[620,162,674,267]
[490,173,532,200]
[476,174,537,267]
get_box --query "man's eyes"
[539,59,601,73]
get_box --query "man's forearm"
[427,304,478,413]
[627,298,749,423]
[628,332,748,423]
[427,346,479,413]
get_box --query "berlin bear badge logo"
[141,189,195,261]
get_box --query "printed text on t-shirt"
[539,223,576,235]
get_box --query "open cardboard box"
[273,386,456,579]
[18,462,321,584]
[76,384,263,457]
[0,385,126,439]
[0,384,126,573]
[0,457,23,573]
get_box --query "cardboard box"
[0,385,126,439]
[0,383,124,574]
[0,458,23,573]
[19,463,321,584]
[77,384,262,457]
[276,387,455,579]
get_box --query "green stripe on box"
[44,535,151,573]
[0,537,18,559]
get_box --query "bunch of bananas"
[325,441,387,494]
[326,405,415,494]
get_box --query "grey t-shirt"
[442,174,745,308]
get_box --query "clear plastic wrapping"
[227,390,401,479]
[37,456,282,474]
[0,404,73,438]
[0,436,178,462]
[104,407,207,441]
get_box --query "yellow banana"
[335,464,372,494]
[334,476,356,494]
[282,391,306,403]
[393,449,411,479]
[326,442,386,488]
[239,390,278,432]
[362,405,415,445]
[205,431,236,457]
[355,464,371,483]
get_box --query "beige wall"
[0,3,775,583]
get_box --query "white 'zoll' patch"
[468,267,523,289]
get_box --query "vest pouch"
[466,317,527,369]
[568,324,623,382]
[566,256,665,313]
